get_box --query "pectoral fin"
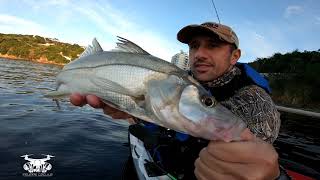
[44,90,70,99]
[90,76,139,97]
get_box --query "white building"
[171,50,189,70]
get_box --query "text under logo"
[21,154,54,177]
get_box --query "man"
[70,22,289,179]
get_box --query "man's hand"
[194,128,280,180]
[69,93,133,119]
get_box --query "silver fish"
[46,37,246,141]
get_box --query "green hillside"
[249,50,320,110]
[0,33,84,64]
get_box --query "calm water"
[0,58,319,180]
[0,58,130,180]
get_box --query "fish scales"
[45,37,247,142]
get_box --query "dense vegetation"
[249,50,320,110]
[0,33,84,64]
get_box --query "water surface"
[0,58,130,180]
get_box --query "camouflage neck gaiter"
[201,66,241,87]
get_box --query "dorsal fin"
[79,38,103,58]
[114,36,150,55]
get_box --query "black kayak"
[124,125,316,180]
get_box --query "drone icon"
[21,154,54,173]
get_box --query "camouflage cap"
[177,22,239,48]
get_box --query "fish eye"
[201,96,216,108]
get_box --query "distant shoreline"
[0,33,83,66]
[0,54,65,66]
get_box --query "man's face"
[188,35,239,82]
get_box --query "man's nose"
[194,46,207,60]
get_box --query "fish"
[45,37,246,141]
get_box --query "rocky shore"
[0,53,65,66]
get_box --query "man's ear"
[230,49,241,65]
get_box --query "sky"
[0,0,319,62]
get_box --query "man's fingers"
[70,94,104,108]
[194,156,235,180]
[86,95,104,108]
[240,128,255,141]
[70,93,86,106]
[199,148,230,174]
[69,93,132,120]
[199,147,258,179]
[207,139,278,163]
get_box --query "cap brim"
[177,25,220,44]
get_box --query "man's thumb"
[240,128,255,141]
